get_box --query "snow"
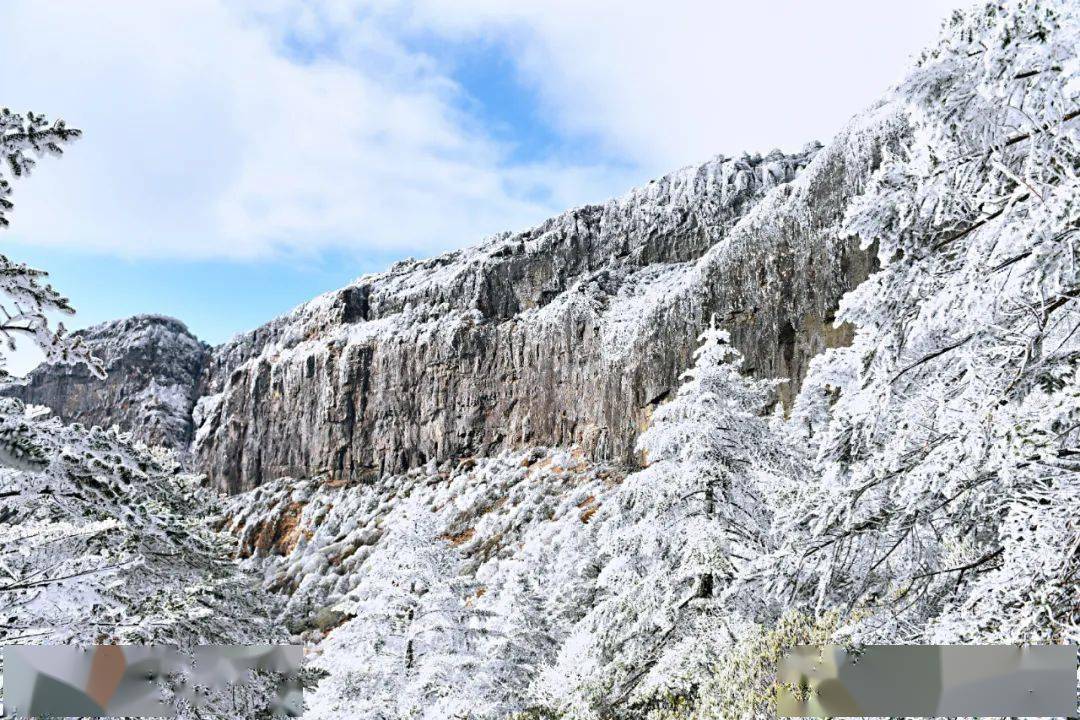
[215,4,1077,715]
[3,1,1078,717]
[0,398,288,715]
[0,397,282,647]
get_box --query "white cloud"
[0,0,625,261]
[402,0,972,169]
[0,0,970,262]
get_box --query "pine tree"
[306,497,491,719]
[475,560,559,716]
[0,105,101,482]
[555,323,796,714]
[0,108,100,385]
[772,0,1080,645]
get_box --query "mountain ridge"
[0,314,210,449]
[3,2,1077,717]
[5,135,886,492]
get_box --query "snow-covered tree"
[548,324,797,715]
[0,399,287,716]
[0,106,101,485]
[0,108,79,227]
[307,497,493,719]
[0,108,100,384]
[0,106,291,716]
[772,0,1080,646]
[474,560,559,716]
[631,324,797,614]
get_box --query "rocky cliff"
[192,113,891,492]
[7,106,901,492]
[5,4,1075,718]
[0,315,209,449]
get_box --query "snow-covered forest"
[1,1,1078,718]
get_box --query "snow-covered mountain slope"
[4,143,878,494]
[3,1,1077,718]
[215,1,1079,718]
[219,447,624,719]
[192,141,879,492]
[221,447,616,642]
[0,315,209,450]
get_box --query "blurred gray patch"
[1,644,302,718]
[778,644,1078,717]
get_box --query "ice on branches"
[0,108,100,381]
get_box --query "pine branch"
[1003,107,1080,147]
[890,333,975,384]
[910,547,1004,582]
[0,559,137,592]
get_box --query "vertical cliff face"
[5,103,902,493]
[191,108,895,492]
[0,315,210,449]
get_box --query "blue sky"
[4,241,387,345]
[1,0,968,371]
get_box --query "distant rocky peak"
[0,314,210,449]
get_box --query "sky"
[1,0,970,373]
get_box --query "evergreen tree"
[476,560,559,716]
[0,107,101,474]
[307,497,491,719]
[772,0,1080,645]
[0,108,100,384]
[553,323,796,714]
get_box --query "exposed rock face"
[0,315,209,449]
[192,109,896,492]
[8,104,903,493]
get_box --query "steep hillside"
[222,446,617,643]
[3,1,1077,718]
[192,143,880,492]
[217,2,1080,718]
[6,142,880,493]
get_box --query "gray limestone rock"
[192,119,892,492]
[10,102,907,493]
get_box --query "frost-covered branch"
[0,108,101,380]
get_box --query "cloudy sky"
[2,0,968,370]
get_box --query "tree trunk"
[697,480,715,599]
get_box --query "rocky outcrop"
[0,315,209,449]
[8,103,903,493]
[192,107,897,492]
